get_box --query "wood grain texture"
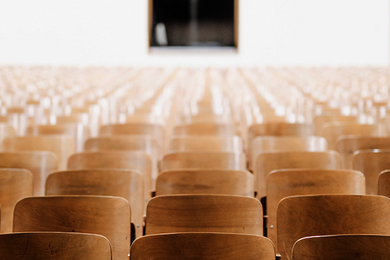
[14,196,130,260]
[0,168,33,233]
[156,169,253,196]
[169,135,243,152]
[46,169,144,238]
[378,169,390,197]
[0,232,112,260]
[162,152,246,171]
[0,151,57,196]
[277,195,390,260]
[130,232,275,260]
[336,136,390,169]
[266,169,365,247]
[255,151,342,198]
[145,195,262,235]
[67,151,152,199]
[292,234,390,260]
[352,149,390,194]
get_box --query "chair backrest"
[3,135,74,170]
[0,124,15,151]
[145,195,263,235]
[378,169,390,197]
[266,169,365,247]
[162,152,246,171]
[156,170,253,196]
[292,234,390,260]
[0,232,112,260]
[13,196,130,260]
[0,151,57,196]
[130,232,275,260]
[249,136,327,170]
[67,151,152,200]
[352,149,390,194]
[313,115,358,135]
[277,195,390,260]
[173,123,236,136]
[255,151,342,198]
[320,122,380,150]
[0,169,33,233]
[168,135,243,152]
[336,136,390,169]
[45,169,144,238]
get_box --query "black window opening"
[150,0,237,48]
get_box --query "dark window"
[150,0,237,48]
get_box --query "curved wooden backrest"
[320,122,380,150]
[249,136,327,170]
[67,151,152,200]
[277,195,390,260]
[336,136,390,169]
[0,151,57,196]
[0,232,112,260]
[3,135,74,170]
[292,234,390,260]
[266,169,365,247]
[173,123,236,136]
[45,169,144,238]
[168,135,243,152]
[352,149,390,194]
[313,115,358,135]
[378,169,390,197]
[156,170,253,196]
[130,232,275,260]
[14,196,130,260]
[162,152,246,171]
[0,169,33,233]
[255,151,342,198]
[0,124,15,151]
[145,195,262,235]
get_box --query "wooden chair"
[172,123,236,136]
[266,169,365,247]
[156,169,253,197]
[320,122,380,150]
[313,115,358,135]
[168,135,243,152]
[0,169,33,233]
[0,232,112,260]
[292,234,390,260]
[0,151,57,196]
[67,151,152,200]
[162,152,246,171]
[45,169,144,238]
[14,196,130,260]
[249,136,327,170]
[3,135,75,170]
[255,151,342,198]
[377,169,390,197]
[352,149,390,194]
[145,195,262,235]
[336,136,390,169]
[277,195,390,260]
[130,232,275,260]
[0,124,15,151]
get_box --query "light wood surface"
[292,234,390,260]
[46,169,144,238]
[169,135,243,152]
[0,232,112,260]
[156,169,253,196]
[277,195,390,260]
[3,135,75,170]
[255,151,342,198]
[67,151,152,200]
[173,123,236,136]
[162,152,246,171]
[314,115,358,135]
[248,123,314,144]
[14,196,130,260]
[378,169,390,197]
[266,169,365,247]
[0,169,33,233]
[130,232,275,260]
[352,149,390,194]
[145,195,263,235]
[0,151,57,196]
[0,124,15,151]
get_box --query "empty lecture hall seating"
[1,66,390,258]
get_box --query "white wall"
[0,0,388,67]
